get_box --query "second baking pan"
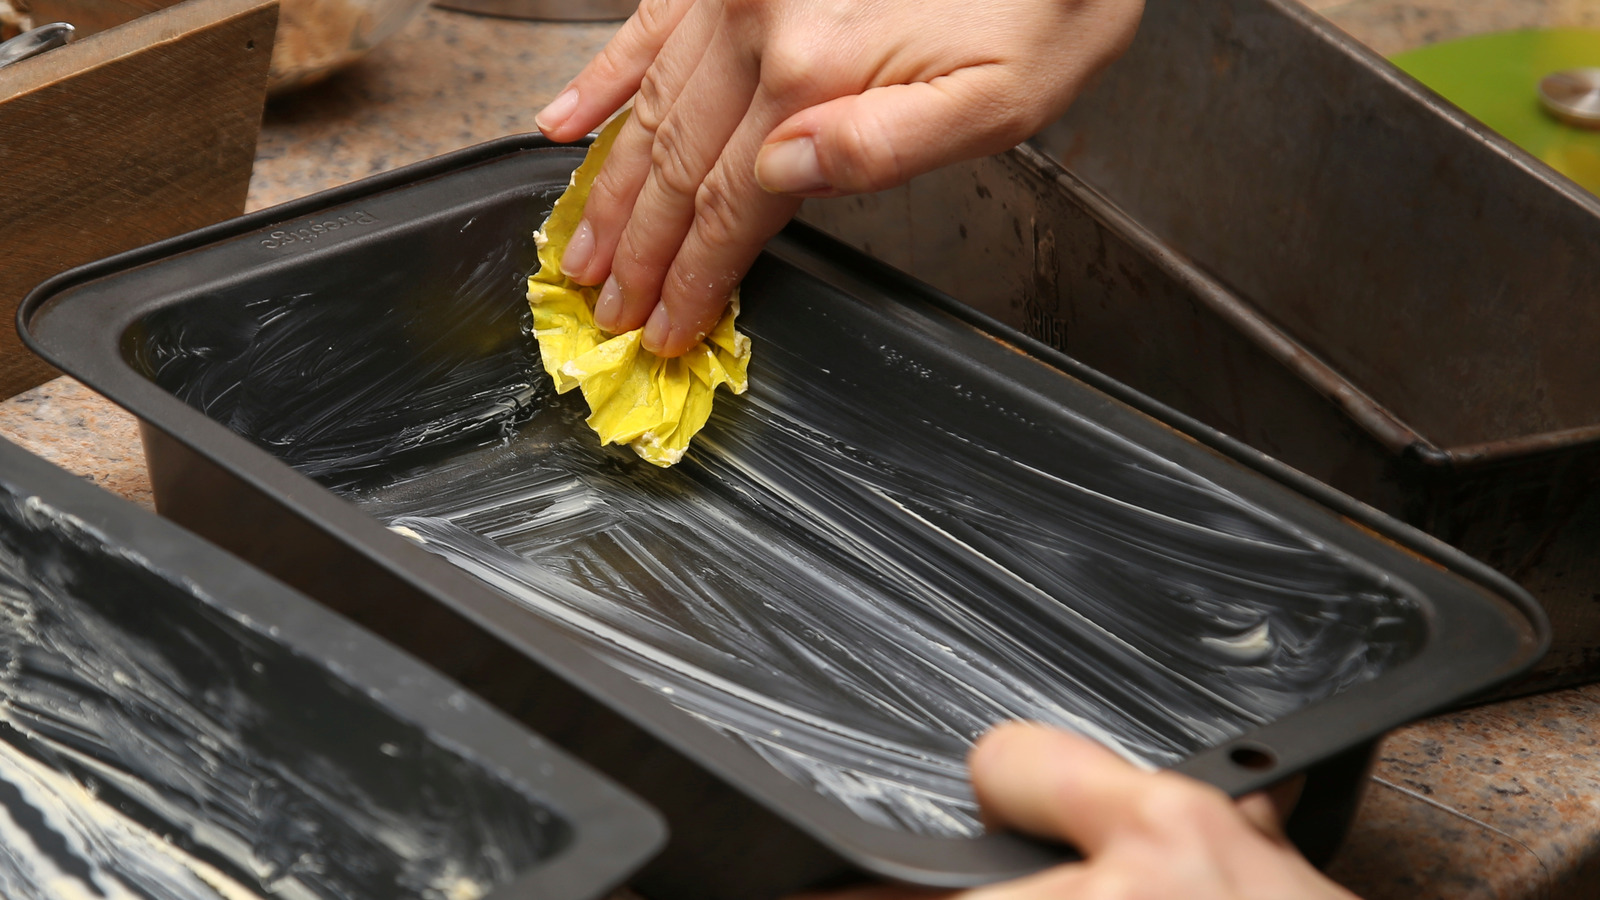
[0,434,663,899]
[19,136,1547,898]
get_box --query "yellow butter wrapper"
[527,111,751,466]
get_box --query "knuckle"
[647,120,702,199]
[613,231,671,285]
[832,111,907,191]
[759,38,823,98]
[633,68,671,132]
[965,84,1041,154]
[660,267,720,325]
[589,43,626,83]
[583,169,631,229]
[691,173,745,249]
[984,122,1034,157]
[631,0,675,36]
[994,102,1043,146]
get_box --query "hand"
[788,723,1359,900]
[533,0,1145,356]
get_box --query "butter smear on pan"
[527,111,752,467]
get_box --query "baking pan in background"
[19,136,1547,898]
[1004,0,1596,696]
[0,435,664,899]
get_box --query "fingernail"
[755,137,830,195]
[594,275,622,331]
[642,303,671,354]
[562,219,594,279]
[535,88,579,134]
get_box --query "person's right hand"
[790,723,1359,900]
[533,0,1145,358]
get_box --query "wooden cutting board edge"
[0,0,279,400]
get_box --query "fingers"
[558,1,719,287]
[756,77,1013,197]
[594,16,762,332]
[756,67,1044,199]
[1235,791,1286,840]
[626,58,1038,355]
[751,0,1145,200]
[642,94,803,356]
[535,0,699,142]
[795,725,1351,900]
[588,41,807,355]
[1234,773,1304,841]
[544,0,1147,357]
[969,723,1146,855]
[970,722,1256,859]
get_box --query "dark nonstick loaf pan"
[18,136,1547,898]
[0,434,664,899]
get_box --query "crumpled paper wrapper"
[527,111,751,467]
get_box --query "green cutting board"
[1392,28,1600,195]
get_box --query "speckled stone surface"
[0,378,153,510]
[248,6,618,212]
[1339,689,1600,900]
[0,3,1596,899]
[1328,776,1546,899]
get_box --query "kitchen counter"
[2,3,1596,898]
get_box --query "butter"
[527,110,752,467]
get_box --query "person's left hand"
[785,723,1355,900]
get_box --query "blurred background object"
[271,0,430,93]
[0,20,71,68]
[1540,67,1600,129]
[0,0,33,39]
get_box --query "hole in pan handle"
[1227,743,1278,772]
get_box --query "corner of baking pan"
[15,132,590,348]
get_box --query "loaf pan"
[18,135,1548,898]
[0,435,663,899]
[1026,0,1599,696]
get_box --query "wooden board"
[0,0,278,399]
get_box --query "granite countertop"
[2,4,1597,899]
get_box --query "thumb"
[754,71,1042,197]
[968,722,1157,855]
